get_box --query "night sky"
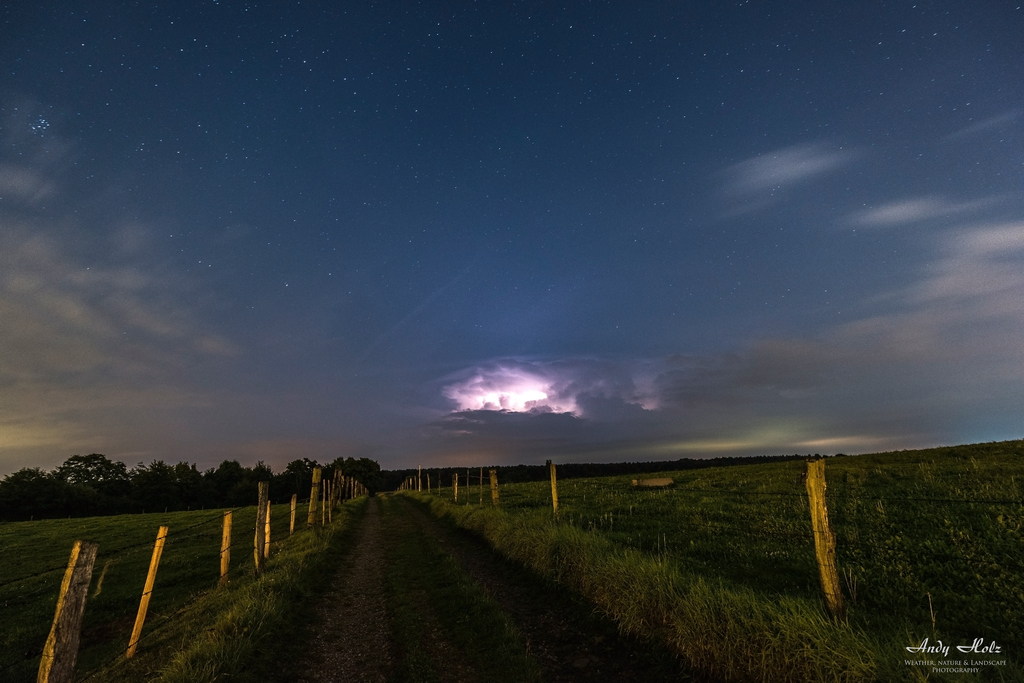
[2,1,1023,475]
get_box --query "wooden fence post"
[547,460,558,514]
[453,473,458,503]
[805,459,844,619]
[219,511,231,587]
[418,466,422,492]
[255,482,268,573]
[264,497,272,559]
[489,468,499,507]
[127,526,168,658]
[307,467,321,526]
[479,466,483,506]
[37,540,98,683]
[290,494,297,536]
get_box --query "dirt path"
[294,497,395,683]
[292,495,692,682]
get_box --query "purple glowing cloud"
[441,358,661,417]
[443,363,579,414]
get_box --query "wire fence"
[412,457,1024,650]
[0,484,366,682]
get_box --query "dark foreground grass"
[380,495,542,683]
[417,440,1024,682]
[0,498,365,682]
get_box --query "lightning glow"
[443,366,578,414]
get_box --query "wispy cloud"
[720,143,859,215]
[850,195,1003,227]
[0,162,238,473]
[725,143,857,193]
[942,109,1021,142]
[0,163,54,204]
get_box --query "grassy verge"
[123,497,366,682]
[410,490,884,682]
[380,495,542,683]
[0,497,366,682]
[420,442,1023,682]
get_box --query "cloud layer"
[426,218,1024,464]
[0,158,237,472]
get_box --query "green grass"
[137,498,366,683]
[0,497,363,682]
[380,495,542,683]
[418,440,1024,682]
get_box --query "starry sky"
[2,1,1023,475]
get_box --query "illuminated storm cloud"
[441,359,663,418]
[443,364,579,414]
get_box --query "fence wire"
[0,494,349,681]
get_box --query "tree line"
[0,453,383,522]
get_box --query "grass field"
[417,440,1024,682]
[0,497,360,682]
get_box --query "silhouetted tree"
[130,460,181,512]
[0,468,74,520]
[329,456,382,493]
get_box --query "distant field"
[422,440,1024,681]
[0,501,300,681]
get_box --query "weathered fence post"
[453,473,459,503]
[307,467,321,526]
[255,482,269,573]
[418,466,422,492]
[264,497,272,559]
[127,526,168,658]
[805,458,844,619]
[219,511,232,587]
[479,466,483,505]
[290,494,297,536]
[37,540,98,683]
[489,468,499,507]
[547,460,558,514]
